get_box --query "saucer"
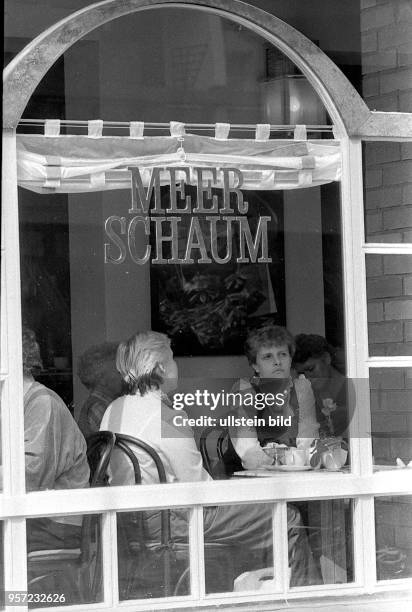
[264,465,312,472]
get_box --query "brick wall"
[361,0,412,361]
[362,1,412,476]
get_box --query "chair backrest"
[86,431,116,487]
[199,426,230,476]
[199,426,242,478]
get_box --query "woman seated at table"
[228,324,322,471]
[100,330,316,586]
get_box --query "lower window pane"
[203,502,274,594]
[26,514,102,607]
[375,496,412,580]
[117,508,190,600]
[288,499,353,586]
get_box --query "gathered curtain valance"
[16,121,341,194]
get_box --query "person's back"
[24,381,89,492]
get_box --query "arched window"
[2,1,411,609]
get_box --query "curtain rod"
[17,119,334,132]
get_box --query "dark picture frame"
[151,187,285,356]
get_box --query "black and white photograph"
[2,1,412,611]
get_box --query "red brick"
[400,90,412,112]
[367,276,403,298]
[363,50,398,74]
[404,275,412,295]
[366,254,384,276]
[367,210,383,233]
[384,341,412,355]
[361,4,394,32]
[365,186,403,210]
[369,320,404,343]
[384,298,412,319]
[382,160,412,185]
[372,412,407,430]
[383,207,412,230]
[366,168,383,187]
[381,68,412,94]
[406,321,412,342]
[379,23,412,49]
[403,185,412,205]
[401,143,412,160]
[369,232,403,242]
[362,31,379,53]
[363,74,380,98]
[369,368,405,389]
[365,142,401,165]
[361,0,377,9]
[398,41,412,68]
[365,92,400,112]
[406,370,412,389]
[403,230,412,242]
[376,390,412,410]
[368,301,384,322]
[397,2,412,24]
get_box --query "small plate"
[264,464,312,472]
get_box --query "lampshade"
[261,75,327,125]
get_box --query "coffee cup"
[284,448,307,467]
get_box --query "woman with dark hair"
[229,325,321,470]
[77,341,124,438]
[101,330,317,587]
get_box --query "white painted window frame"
[2,131,412,612]
[2,2,412,611]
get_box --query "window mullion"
[104,511,119,607]
[1,129,26,498]
[3,518,28,611]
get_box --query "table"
[233,469,350,584]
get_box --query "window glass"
[366,255,412,356]
[117,509,190,600]
[202,502,274,594]
[363,142,412,244]
[375,496,412,580]
[26,514,103,607]
[370,368,412,466]
[288,500,353,587]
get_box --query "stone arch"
[1,0,374,134]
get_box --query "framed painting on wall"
[150,188,285,356]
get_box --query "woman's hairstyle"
[22,327,43,375]
[244,324,295,365]
[116,331,171,395]
[77,342,119,390]
[293,334,333,365]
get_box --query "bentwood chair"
[199,425,241,478]
[88,432,236,598]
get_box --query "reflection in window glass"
[288,500,353,586]
[366,255,412,357]
[203,503,274,594]
[26,514,102,607]
[370,368,412,466]
[117,509,190,600]
[363,142,412,244]
[375,496,412,580]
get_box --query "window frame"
[2,1,412,610]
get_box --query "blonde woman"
[101,330,317,587]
